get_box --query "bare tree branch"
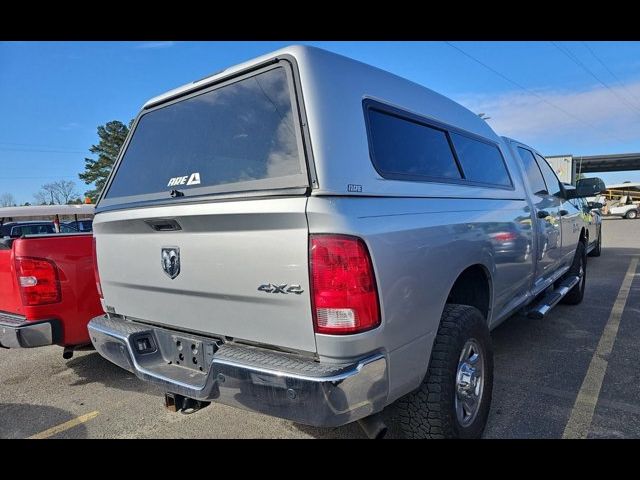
[34,180,79,205]
[0,192,16,207]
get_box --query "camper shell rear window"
[99,61,309,209]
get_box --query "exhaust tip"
[62,348,74,360]
[358,413,387,439]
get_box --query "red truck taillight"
[92,237,103,299]
[14,256,61,306]
[310,235,380,335]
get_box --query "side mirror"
[575,177,606,198]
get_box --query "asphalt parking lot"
[1,217,638,439]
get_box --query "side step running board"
[527,275,581,319]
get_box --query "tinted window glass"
[80,220,93,232]
[60,224,78,233]
[12,224,54,236]
[368,109,461,181]
[105,67,303,199]
[65,221,91,232]
[517,147,547,196]
[535,154,563,197]
[450,133,511,186]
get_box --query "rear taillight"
[310,235,380,335]
[14,256,61,306]
[492,232,517,242]
[93,237,103,299]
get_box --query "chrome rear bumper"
[88,314,388,427]
[0,313,57,348]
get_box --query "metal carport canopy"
[0,204,95,218]
[573,153,640,173]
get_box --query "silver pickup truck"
[88,45,604,438]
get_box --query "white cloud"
[135,41,175,49]
[267,110,300,178]
[453,80,640,148]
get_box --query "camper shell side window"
[363,99,514,190]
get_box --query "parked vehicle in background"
[64,219,93,232]
[0,205,103,358]
[598,182,640,219]
[1,221,84,236]
[609,199,638,219]
[1,221,56,237]
[88,46,604,439]
[59,223,79,233]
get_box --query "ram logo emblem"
[161,247,181,279]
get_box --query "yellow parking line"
[562,257,639,439]
[28,411,100,439]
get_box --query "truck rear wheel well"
[446,265,491,320]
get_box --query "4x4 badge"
[161,247,181,279]
[258,283,304,295]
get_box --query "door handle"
[537,210,550,219]
[559,209,569,216]
[144,219,182,231]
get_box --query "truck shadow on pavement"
[291,421,366,439]
[65,351,162,396]
[0,403,88,439]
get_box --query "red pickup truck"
[0,205,103,358]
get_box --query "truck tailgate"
[94,197,317,353]
[0,245,21,315]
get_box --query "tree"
[79,120,132,202]
[0,192,16,207]
[34,180,79,205]
[34,191,48,205]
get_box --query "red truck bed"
[0,233,103,349]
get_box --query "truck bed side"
[3,234,103,346]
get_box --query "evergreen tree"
[79,120,132,202]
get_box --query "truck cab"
[503,138,593,296]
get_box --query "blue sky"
[1,41,640,204]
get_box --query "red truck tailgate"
[2,234,103,346]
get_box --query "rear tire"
[561,241,586,305]
[389,304,493,439]
[625,210,638,219]
[588,226,602,257]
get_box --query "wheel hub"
[455,339,484,427]
[456,363,479,397]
